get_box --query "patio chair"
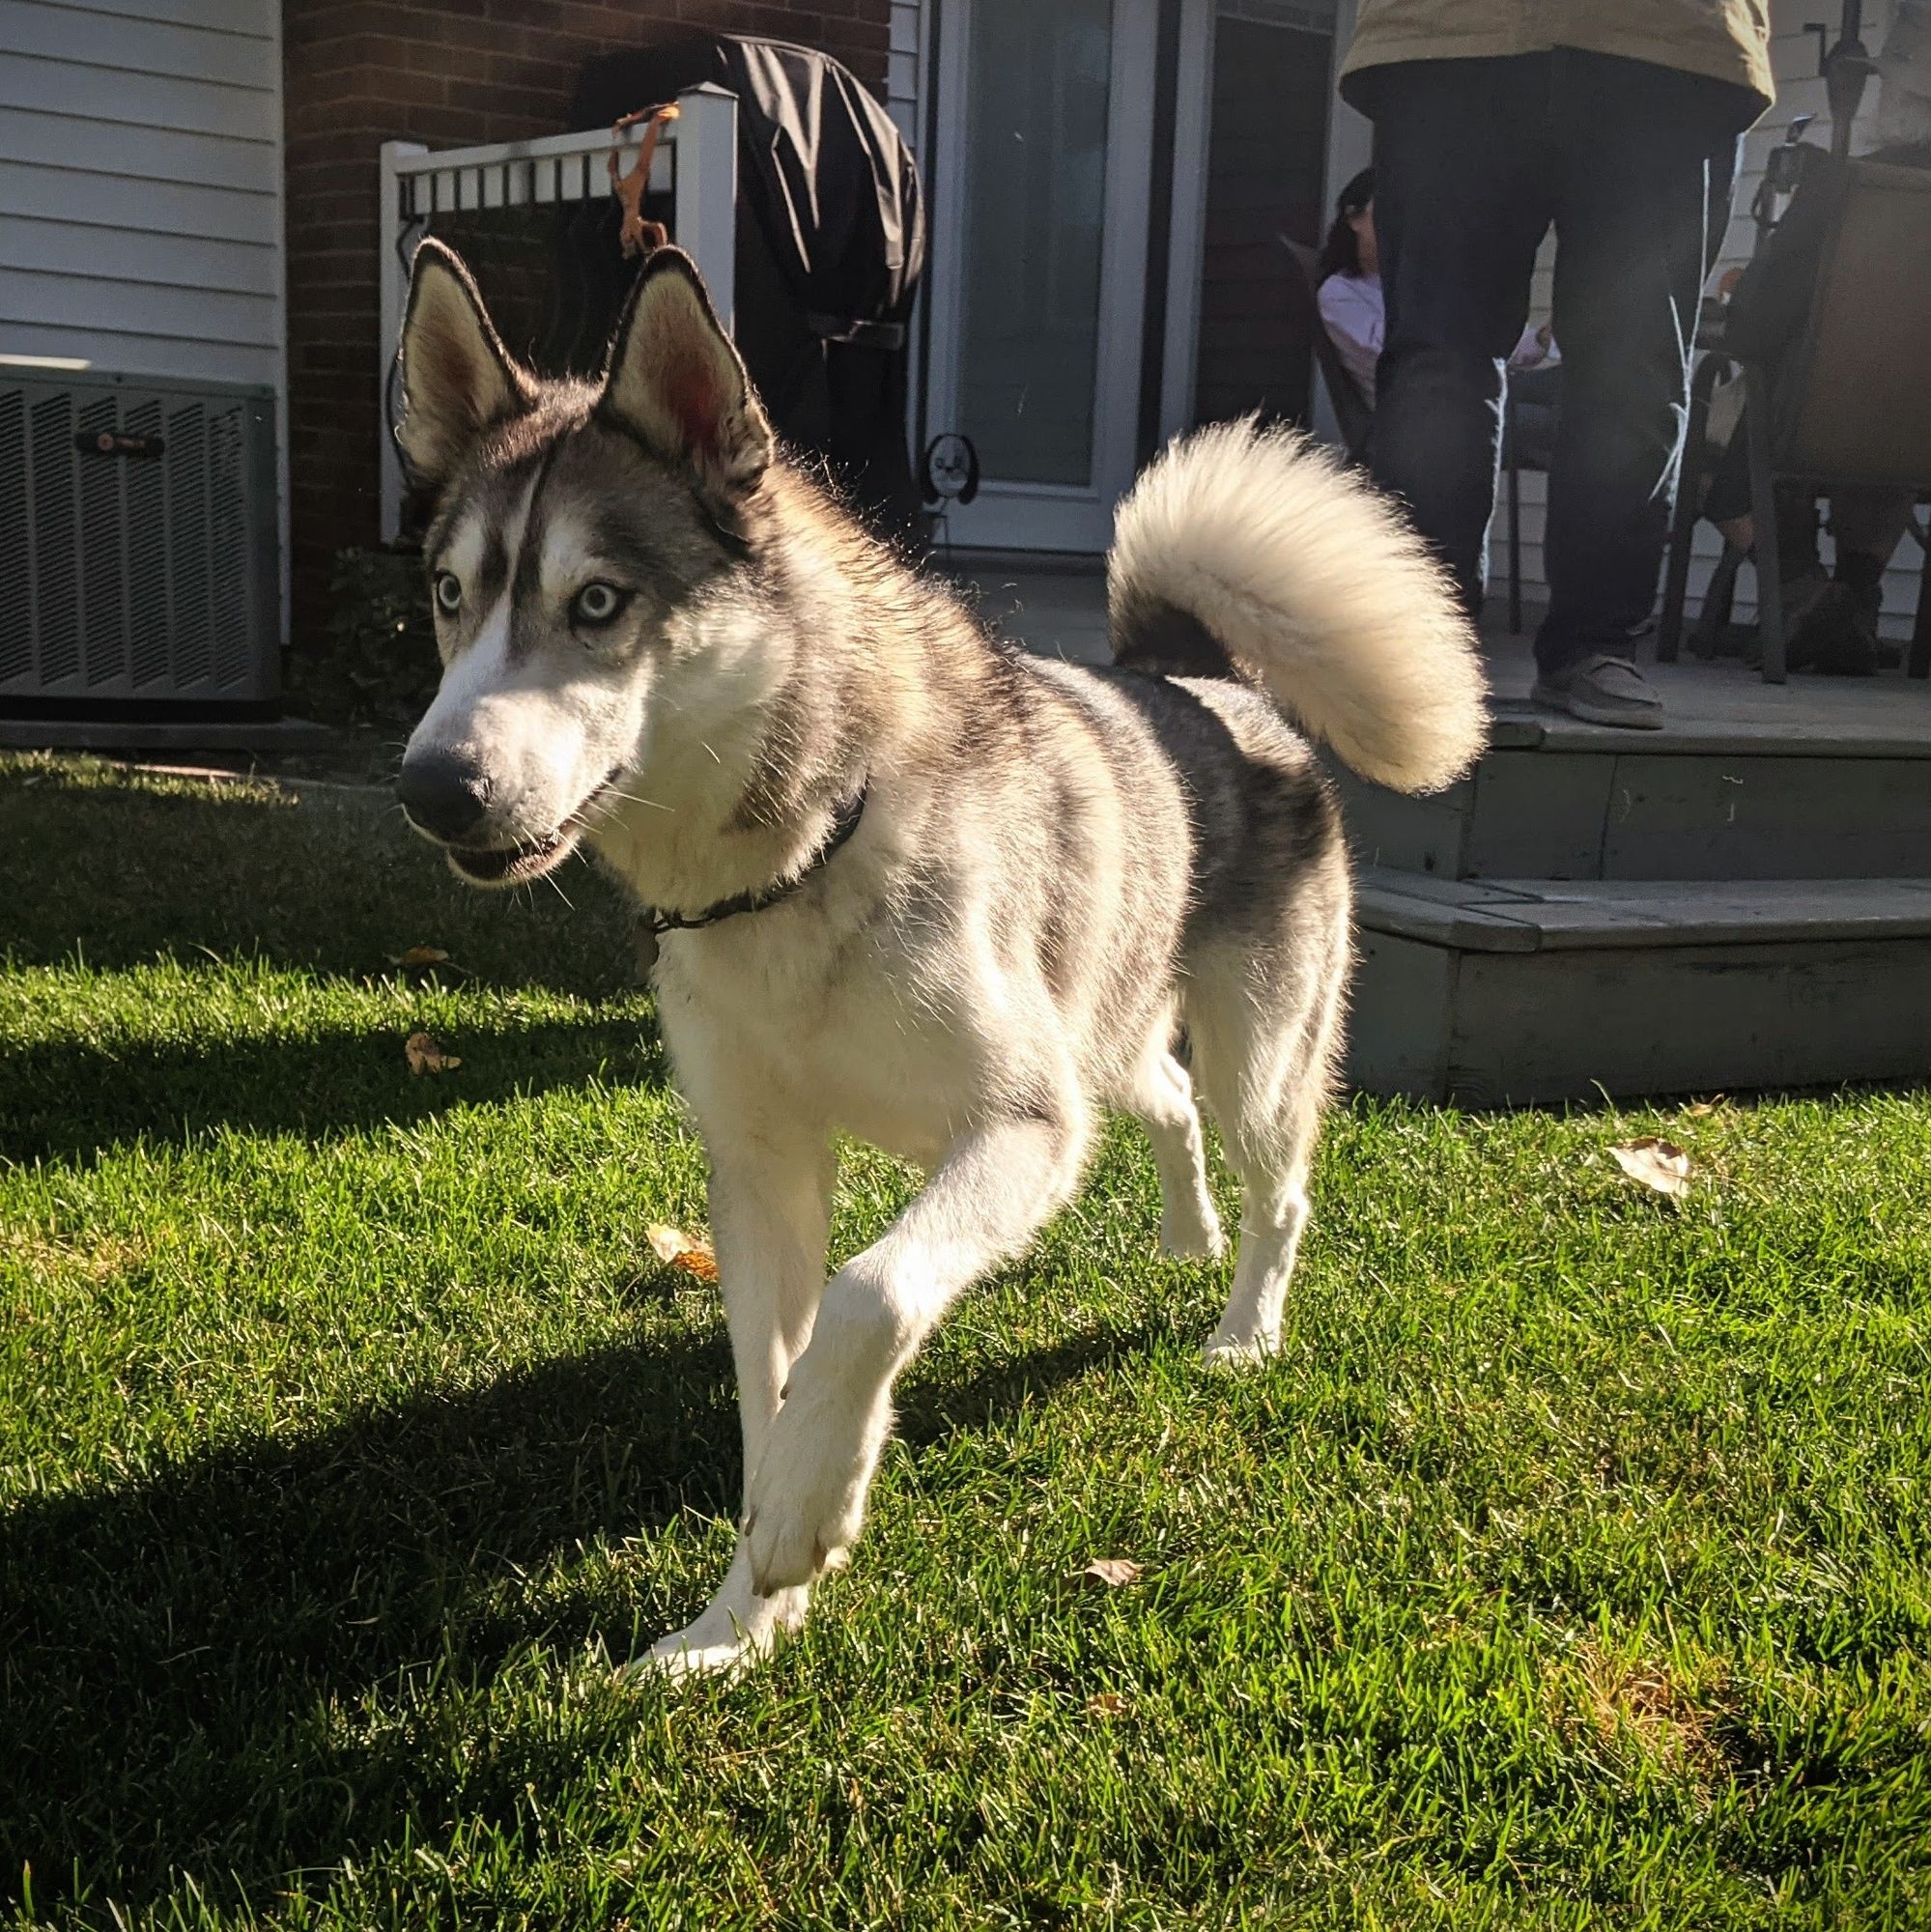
[1661,156,1931,681]
[1500,363,1559,636]
[1659,327,1751,663]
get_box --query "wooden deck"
[1479,630,1931,755]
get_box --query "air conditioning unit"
[0,371,280,709]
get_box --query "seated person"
[1703,452,1917,676]
[1317,168,1559,432]
[1317,167,1383,405]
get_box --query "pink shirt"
[1319,271,1559,411]
[1318,271,1384,407]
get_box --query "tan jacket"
[1340,1,1775,117]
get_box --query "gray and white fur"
[392,240,1487,1677]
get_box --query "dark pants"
[1364,51,1748,674]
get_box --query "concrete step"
[1334,735,1931,883]
[1349,868,1931,1105]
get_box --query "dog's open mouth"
[445,827,578,886]
[439,768,625,888]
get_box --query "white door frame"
[921,0,1167,553]
[1158,0,1215,446]
[1314,0,1373,448]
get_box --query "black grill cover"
[573,33,927,540]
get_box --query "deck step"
[1481,694,1931,758]
[1349,869,1931,1105]
[1355,871,1931,950]
[1334,737,1931,883]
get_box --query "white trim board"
[1157,0,1216,444]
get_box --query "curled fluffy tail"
[1108,419,1487,793]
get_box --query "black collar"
[639,781,869,940]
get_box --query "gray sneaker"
[1531,653,1664,729]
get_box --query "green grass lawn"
[2,752,1928,1930]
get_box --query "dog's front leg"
[744,1109,1089,1595]
[639,1126,836,1680]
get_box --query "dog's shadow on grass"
[0,1302,1155,1918]
[0,1324,739,1911]
[1,1010,671,1166]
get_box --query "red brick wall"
[282,0,893,653]
[1192,16,1332,432]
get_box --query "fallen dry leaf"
[391,944,451,968]
[1608,1137,1691,1199]
[1076,1558,1142,1589]
[645,1223,720,1283]
[405,1030,462,1075]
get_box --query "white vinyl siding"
[0,0,285,392]
[888,0,923,146]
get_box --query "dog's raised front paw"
[744,1389,882,1594]
[744,1464,864,1595]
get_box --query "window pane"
[956,0,1114,487]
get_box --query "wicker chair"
[1661,156,1931,681]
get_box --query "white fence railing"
[377,82,738,541]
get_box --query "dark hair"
[1317,167,1376,281]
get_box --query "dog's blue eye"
[433,572,462,614]
[573,582,625,626]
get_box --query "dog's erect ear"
[396,239,534,490]
[598,248,773,497]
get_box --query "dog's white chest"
[654,917,983,1168]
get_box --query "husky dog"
[392,239,1485,1677]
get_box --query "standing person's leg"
[1534,52,1744,724]
[1368,57,1553,616]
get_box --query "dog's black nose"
[397,750,492,843]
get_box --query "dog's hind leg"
[638,1123,837,1680]
[742,1103,1091,1596]
[1119,1037,1224,1260]
[1182,919,1348,1370]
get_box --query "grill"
[0,372,279,706]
